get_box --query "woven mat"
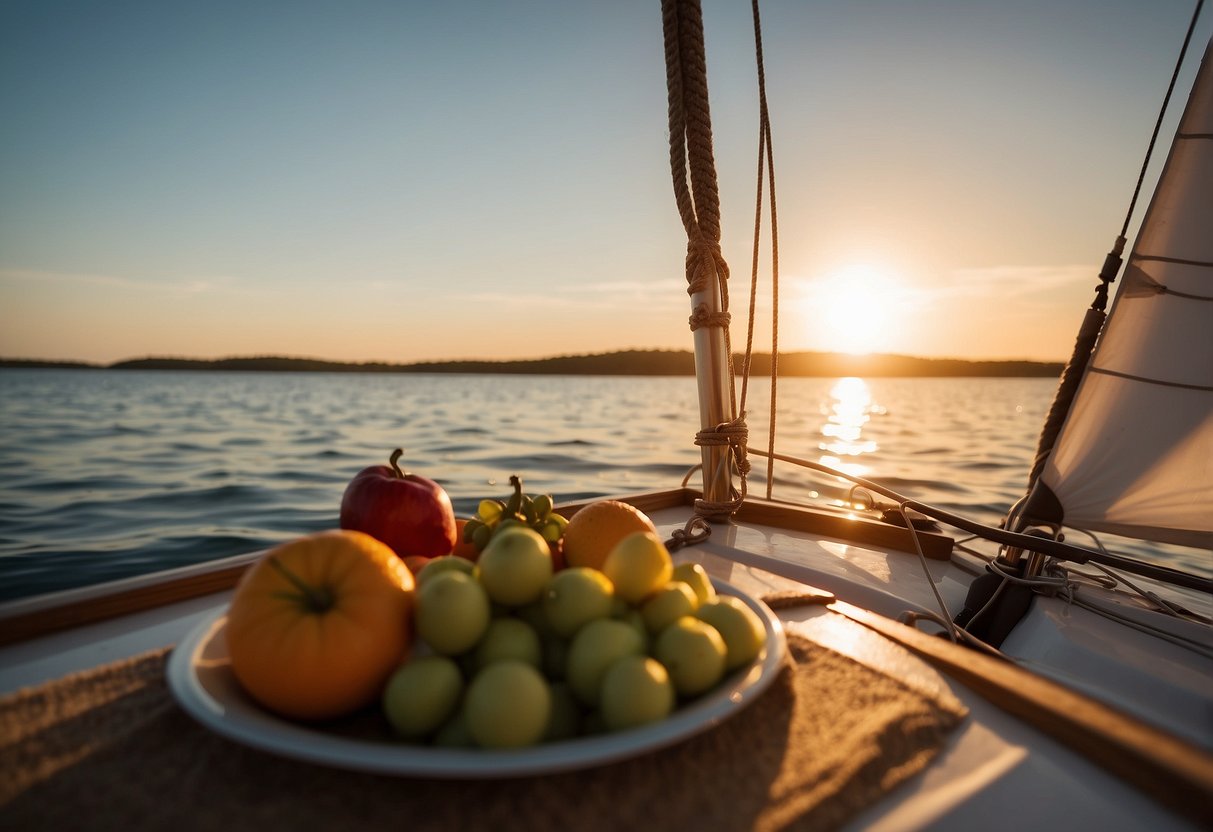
[1,628,967,831]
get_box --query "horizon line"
[0,348,1068,369]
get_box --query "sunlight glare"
[805,264,902,355]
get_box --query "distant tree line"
[2,350,1064,377]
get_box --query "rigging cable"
[1023,0,1207,492]
[736,0,781,501]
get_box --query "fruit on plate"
[415,554,478,586]
[415,570,491,655]
[226,530,415,720]
[561,499,658,570]
[543,567,615,638]
[696,595,768,670]
[600,655,675,731]
[476,526,553,607]
[464,661,552,748]
[565,618,646,706]
[471,617,543,671]
[671,562,716,605]
[653,617,728,697]
[382,655,464,739]
[339,448,457,559]
[461,476,568,558]
[641,581,699,634]
[602,531,673,604]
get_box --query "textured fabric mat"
[1,629,967,831]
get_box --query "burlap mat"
[1,627,967,831]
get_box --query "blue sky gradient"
[2,1,1210,362]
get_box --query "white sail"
[1038,38,1213,550]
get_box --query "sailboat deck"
[1,497,1209,829]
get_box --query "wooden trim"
[0,556,258,647]
[735,497,954,559]
[829,599,1213,827]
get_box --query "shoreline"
[0,350,1064,378]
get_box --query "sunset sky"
[2,1,1210,364]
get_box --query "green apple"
[671,562,716,605]
[381,655,464,740]
[477,526,553,607]
[641,581,699,634]
[600,655,675,731]
[416,555,478,586]
[415,570,490,655]
[653,617,727,697]
[566,618,646,706]
[464,661,551,748]
[471,617,542,671]
[695,595,767,670]
[543,567,615,637]
[602,531,673,604]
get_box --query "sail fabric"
[1038,38,1213,550]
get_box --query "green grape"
[520,495,536,525]
[531,494,553,521]
[538,513,568,543]
[478,499,505,523]
[463,518,485,544]
[539,518,563,544]
[472,523,493,551]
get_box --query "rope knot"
[685,236,730,296]
[664,515,712,552]
[692,413,751,516]
[688,302,731,332]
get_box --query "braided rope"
[662,0,749,518]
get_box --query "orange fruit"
[226,530,415,720]
[561,500,658,571]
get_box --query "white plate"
[167,579,787,778]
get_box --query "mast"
[661,0,739,515]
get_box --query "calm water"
[0,369,1203,601]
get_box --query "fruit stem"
[510,474,523,498]
[389,448,407,478]
[268,555,335,614]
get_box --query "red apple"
[339,449,457,559]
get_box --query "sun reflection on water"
[819,377,879,491]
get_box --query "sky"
[2,0,1210,364]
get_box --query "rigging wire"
[737,0,781,501]
[749,447,1213,595]
[1121,0,1207,240]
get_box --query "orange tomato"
[226,530,415,720]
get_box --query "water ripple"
[1,370,1202,600]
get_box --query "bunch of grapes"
[463,475,569,552]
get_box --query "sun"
[802,264,901,354]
